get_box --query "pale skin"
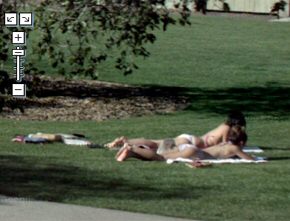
[106,136,160,150]
[116,142,254,162]
[175,123,231,148]
[106,123,231,150]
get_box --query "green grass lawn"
[1,14,290,221]
[97,15,290,89]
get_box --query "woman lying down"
[115,126,254,162]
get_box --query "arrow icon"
[7,17,15,22]
[22,17,30,22]
[19,13,33,27]
[4,13,17,26]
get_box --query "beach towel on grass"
[12,133,92,146]
[243,146,264,153]
[167,157,267,164]
[166,146,267,164]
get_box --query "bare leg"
[115,144,128,159]
[115,143,160,162]
[106,137,159,150]
[127,138,158,151]
[115,143,135,161]
[151,139,163,146]
[105,136,128,148]
[129,145,165,161]
[162,145,197,159]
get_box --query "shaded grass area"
[0,115,290,221]
[140,83,290,117]
[8,77,290,121]
[25,79,290,117]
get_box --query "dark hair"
[228,125,247,146]
[225,110,246,127]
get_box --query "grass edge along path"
[1,113,290,221]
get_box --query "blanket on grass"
[11,133,101,148]
[166,146,267,164]
[242,146,264,153]
[166,157,267,164]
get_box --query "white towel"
[62,138,91,146]
[166,156,267,164]
[243,146,264,153]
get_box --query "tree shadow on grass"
[260,146,290,151]
[27,77,290,117]
[0,155,208,203]
[147,84,290,118]
[267,157,290,161]
[260,146,290,161]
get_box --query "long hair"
[228,125,247,146]
[225,110,246,128]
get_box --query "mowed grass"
[1,14,290,221]
[97,15,290,89]
[1,114,290,221]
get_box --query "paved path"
[0,196,198,221]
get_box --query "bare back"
[203,143,254,160]
[201,123,231,147]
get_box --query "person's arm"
[222,125,231,143]
[233,146,254,160]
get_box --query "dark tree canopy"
[1,0,192,79]
[34,0,192,78]
[0,0,192,110]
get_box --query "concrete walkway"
[0,196,198,221]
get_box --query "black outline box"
[12,31,26,45]
[4,12,18,27]
[12,83,26,98]
[19,12,34,27]
[12,47,26,56]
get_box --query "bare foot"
[115,143,132,162]
[105,136,128,149]
[115,144,127,159]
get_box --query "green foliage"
[0,1,28,68]
[0,1,28,112]
[0,3,15,70]
[28,0,192,78]
[0,0,191,111]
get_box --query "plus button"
[12,32,26,45]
